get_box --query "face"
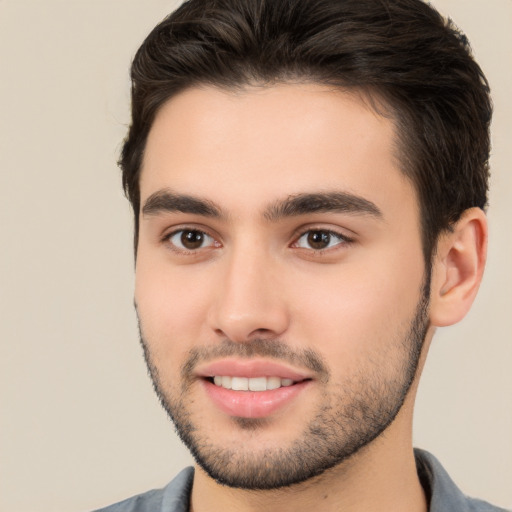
[135,84,430,489]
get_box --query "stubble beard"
[138,279,430,490]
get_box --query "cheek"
[289,249,425,360]
[134,256,214,354]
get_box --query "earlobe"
[429,207,488,327]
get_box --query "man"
[96,0,507,510]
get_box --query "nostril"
[251,328,273,336]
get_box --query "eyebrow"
[263,192,382,221]
[141,189,382,221]
[142,189,222,218]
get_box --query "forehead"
[140,83,415,219]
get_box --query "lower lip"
[202,379,310,418]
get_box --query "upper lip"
[195,359,313,381]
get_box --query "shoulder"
[415,449,510,512]
[465,497,511,512]
[92,467,194,512]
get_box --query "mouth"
[196,360,314,418]
[208,375,300,391]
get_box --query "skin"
[134,83,487,512]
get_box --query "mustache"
[180,338,330,382]
[134,304,329,383]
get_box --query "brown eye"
[181,230,204,249]
[307,231,331,249]
[295,230,347,250]
[168,229,215,251]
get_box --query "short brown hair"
[120,0,492,261]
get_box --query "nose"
[207,243,290,343]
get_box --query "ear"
[429,207,488,327]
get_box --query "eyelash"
[162,227,354,255]
[163,228,219,254]
[292,228,354,252]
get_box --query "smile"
[212,376,295,391]
[196,359,314,418]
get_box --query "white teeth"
[266,376,281,390]
[231,377,249,391]
[248,377,267,391]
[212,376,297,391]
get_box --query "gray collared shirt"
[93,449,510,511]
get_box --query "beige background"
[0,1,511,511]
